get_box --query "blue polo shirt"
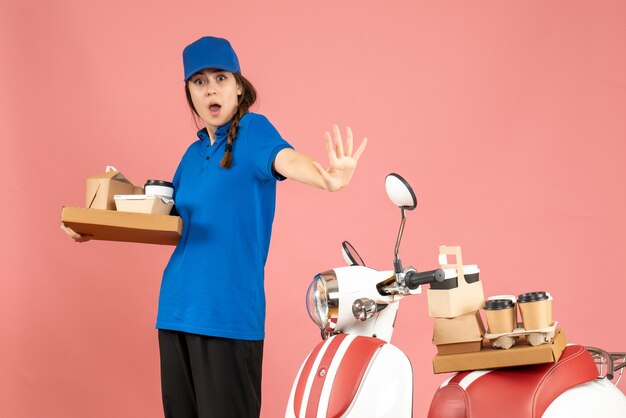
[156,112,293,340]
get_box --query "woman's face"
[187,69,242,134]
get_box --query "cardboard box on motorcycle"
[432,311,485,355]
[427,246,485,318]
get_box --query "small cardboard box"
[433,311,485,355]
[61,207,182,245]
[427,246,485,318]
[432,329,567,374]
[86,166,141,210]
[114,195,174,215]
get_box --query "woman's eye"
[217,75,227,81]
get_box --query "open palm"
[312,125,367,192]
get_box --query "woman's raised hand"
[312,125,367,192]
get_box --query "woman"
[63,36,366,418]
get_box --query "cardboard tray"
[61,206,182,245]
[485,322,558,349]
[432,329,567,374]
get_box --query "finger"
[346,126,354,156]
[325,131,338,163]
[353,137,368,161]
[333,124,344,158]
[77,234,93,243]
[62,224,90,241]
[62,224,79,239]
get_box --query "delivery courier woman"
[62,36,367,418]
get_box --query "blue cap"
[183,36,241,81]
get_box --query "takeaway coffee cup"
[484,299,517,334]
[517,291,552,330]
[145,180,174,198]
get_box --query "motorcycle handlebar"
[405,269,445,290]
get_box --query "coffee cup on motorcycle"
[517,291,552,330]
[484,299,517,334]
[488,294,518,326]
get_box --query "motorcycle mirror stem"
[393,207,407,274]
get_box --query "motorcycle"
[285,173,626,418]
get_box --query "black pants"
[158,330,264,418]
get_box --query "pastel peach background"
[2,0,625,417]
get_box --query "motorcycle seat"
[428,344,599,418]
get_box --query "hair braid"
[220,106,244,168]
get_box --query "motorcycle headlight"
[306,271,339,332]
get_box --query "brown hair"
[185,72,257,168]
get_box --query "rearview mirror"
[385,173,417,210]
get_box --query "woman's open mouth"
[209,104,221,116]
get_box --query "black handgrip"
[405,269,445,290]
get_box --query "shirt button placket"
[203,141,212,168]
